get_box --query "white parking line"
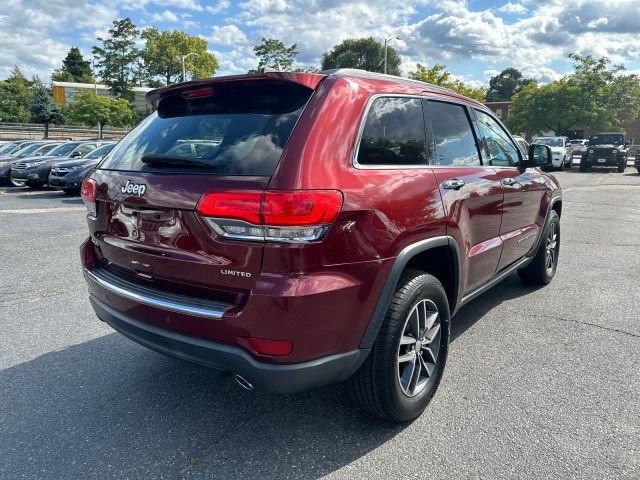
[0,207,85,214]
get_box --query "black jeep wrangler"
[580,132,629,172]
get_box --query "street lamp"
[180,53,199,82]
[384,36,400,75]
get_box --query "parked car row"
[0,139,115,193]
[522,132,638,173]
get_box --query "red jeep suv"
[80,70,561,421]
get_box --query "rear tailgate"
[85,75,323,304]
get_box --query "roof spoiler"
[146,72,326,106]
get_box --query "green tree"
[251,38,298,72]
[507,80,584,134]
[30,85,65,137]
[508,54,640,135]
[142,27,219,83]
[486,67,535,102]
[0,66,34,122]
[92,18,140,99]
[51,47,94,83]
[408,63,487,102]
[66,90,133,138]
[321,37,401,76]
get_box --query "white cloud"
[498,2,527,15]
[208,25,249,47]
[152,10,179,22]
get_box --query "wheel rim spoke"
[423,323,440,344]
[400,335,416,346]
[396,298,442,397]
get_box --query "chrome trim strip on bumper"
[84,268,233,319]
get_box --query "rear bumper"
[89,294,368,393]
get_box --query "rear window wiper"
[141,154,213,168]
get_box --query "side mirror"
[528,144,552,167]
[70,151,82,158]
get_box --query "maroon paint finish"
[432,167,503,294]
[81,71,561,369]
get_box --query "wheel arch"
[358,236,461,349]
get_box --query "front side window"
[427,101,480,167]
[474,109,520,167]
[357,97,427,166]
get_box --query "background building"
[52,81,152,111]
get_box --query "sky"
[2,0,640,87]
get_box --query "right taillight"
[196,190,343,243]
[81,178,97,217]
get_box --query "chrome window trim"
[352,94,497,170]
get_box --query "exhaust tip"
[233,374,254,390]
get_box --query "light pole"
[91,58,97,92]
[384,36,400,75]
[180,53,199,82]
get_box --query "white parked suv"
[532,136,573,170]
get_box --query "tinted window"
[49,142,81,156]
[14,144,43,157]
[0,142,18,154]
[75,144,97,156]
[589,134,624,145]
[100,81,312,176]
[33,144,57,155]
[357,97,426,166]
[83,144,114,159]
[475,110,520,167]
[427,101,480,167]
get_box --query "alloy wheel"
[10,178,26,187]
[545,222,558,275]
[396,299,441,397]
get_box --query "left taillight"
[196,190,343,243]
[81,178,97,217]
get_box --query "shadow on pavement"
[0,274,541,479]
[0,333,405,479]
[451,274,544,341]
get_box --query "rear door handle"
[501,177,519,186]
[442,179,465,190]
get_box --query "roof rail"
[321,68,458,95]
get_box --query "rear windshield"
[99,81,313,176]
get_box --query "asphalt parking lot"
[1,168,639,479]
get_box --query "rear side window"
[99,81,313,176]
[426,101,480,167]
[357,97,426,166]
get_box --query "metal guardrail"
[0,122,130,140]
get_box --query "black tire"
[61,188,79,195]
[27,182,43,189]
[518,210,560,285]
[559,158,565,171]
[349,270,450,422]
[637,168,640,175]
[617,161,626,173]
[579,161,588,172]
